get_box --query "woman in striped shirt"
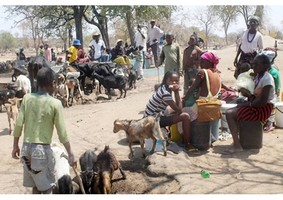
[144,71,194,149]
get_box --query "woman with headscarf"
[182,51,222,143]
[225,54,275,154]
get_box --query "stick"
[60,153,86,194]
[72,166,86,194]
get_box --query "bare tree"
[194,6,216,49]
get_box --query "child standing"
[134,45,144,80]
[12,67,76,194]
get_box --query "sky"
[0,1,283,37]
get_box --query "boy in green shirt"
[12,67,76,194]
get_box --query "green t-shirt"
[13,93,69,144]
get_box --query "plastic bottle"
[201,170,210,178]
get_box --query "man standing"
[159,33,182,75]
[147,20,164,67]
[134,24,147,68]
[89,32,109,62]
[233,16,263,78]
[182,34,202,94]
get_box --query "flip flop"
[222,147,243,155]
[264,126,275,133]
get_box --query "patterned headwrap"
[200,51,220,69]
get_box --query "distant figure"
[39,45,44,56]
[275,40,278,49]
[235,35,241,52]
[16,48,26,61]
[135,24,147,68]
[88,32,108,62]
[147,19,164,67]
[44,43,52,62]
[51,48,56,61]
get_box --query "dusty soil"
[1,35,283,195]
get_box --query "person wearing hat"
[110,39,131,68]
[147,20,164,67]
[159,32,181,75]
[88,32,108,62]
[66,39,81,64]
[11,66,31,97]
[233,15,263,79]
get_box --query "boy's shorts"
[21,143,55,191]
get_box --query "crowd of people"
[9,15,281,194]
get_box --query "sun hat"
[248,16,260,24]
[93,32,100,37]
[116,39,123,44]
[72,39,81,46]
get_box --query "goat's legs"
[118,163,127,179]
[117,89,123,99]
[150,136,158,154]
[140,139,146,158]
[128,139,134,159]
[123,88,127,98]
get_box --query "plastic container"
[239,121,263,149]
[169,124,183,142]
[275,102,283,128]
[201,170,211,178]
[190,121,211,151]
[220,104,237,132]
[144,139,163,152]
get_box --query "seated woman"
[111,39,131,68]
[225,54,275,154]
[144,71,194,149]
[182,51,222,143]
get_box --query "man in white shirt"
[147,20,164,67]
[89,32,109,62]
[135,24,147,68]
[233,16,263,78]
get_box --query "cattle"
[27,56,51,92]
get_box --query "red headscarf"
[201,52,220,70]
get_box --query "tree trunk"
[126,10,135,45]
[73,6,85,47]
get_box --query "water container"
[190,121,211,151]
[169,123,183,142]
[239,121,263,149]
[275,102,283,128]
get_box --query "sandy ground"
[0,36,283,195]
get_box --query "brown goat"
[92,145,126,194]
[113,114,167,159]
[5,97,21,134]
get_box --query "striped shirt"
[144,84,173,117]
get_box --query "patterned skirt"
[237,103,274,122]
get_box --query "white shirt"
[240,29,263,54]
[254,72,275,103]
[89,40,106,59]
[135,28,147,49]
[16,75,31,94]
[148,25,164,46]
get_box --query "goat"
[0,89,16,112]
[113,114,167,158]
[92,145,126,194]
[92,72,127,99]
[65,72,83,105]
[128,69,137,90]
[5,97,21,134]
[51,144,73,194]
[79,150,97,194]
[55,73,69,108]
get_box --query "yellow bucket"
[169,124,183,142]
